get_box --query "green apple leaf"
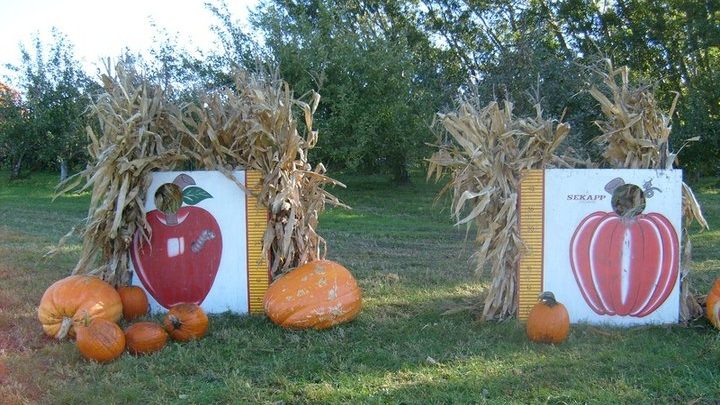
[182,186,213,205]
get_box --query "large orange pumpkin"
[76,318,126,363]
[706,277,720,328]
[263,259,362,329]
[38,275,123,339]
[118,285,149,321]
[526,291,570,344]
[125,321,168,355]
[163,303,208,342]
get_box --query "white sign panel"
[129,171,268,314]
[518,169,683,325]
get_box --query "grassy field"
[1,171,719,405]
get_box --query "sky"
[0,0,259,82]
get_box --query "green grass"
[1,171,719,405]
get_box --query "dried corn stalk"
[428,99,572,321]
[53,63,185,285]
[54,62,345,285]
[167,70,347,278]
[589,59,708,321]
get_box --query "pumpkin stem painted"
[57,317,74,340]
[538,291,558,307]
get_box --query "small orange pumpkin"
[526,291,570,344]
[705,277,720,328]
[76,318,126,363]
[37,275,123,339]
[263,259,362,329]
[118,285,149,321]
[163,303,208,342]
[125,321,168,355]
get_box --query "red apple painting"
[569,183,679,317]
[131,174,223,309]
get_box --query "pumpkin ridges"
[264,259,362,329]
[76,318,126,363]
[163,303,208,342]
[37,275,123,339]
[526,291,570,344]
[125,321,168,355]
[118,285,150,321]
[706,277,720,328]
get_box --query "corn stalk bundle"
[54,63,345,284]
[53,63,186,285]
[428,99,572,321]
[168,71,347,277]
[589,59,709,321]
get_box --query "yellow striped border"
[245,170,269,314]
[517,170,545,320]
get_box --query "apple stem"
[173,174,196,190]
[165,213,179,225]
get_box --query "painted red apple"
[131,174,223,309]
[569,209,679,317]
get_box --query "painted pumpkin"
[264,259,362,329]
[163,303,208,341]
[76,318,126,363]
[38,275,123,339]
[570,210,679,317]
[125,321,168,355]
[118,285,150,321]
[706,277,720,328]
[526,291,570,344]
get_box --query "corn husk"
[430,61,705,322]
[428,100,573,321]
[52,62,346,285]
[589,59,708,321]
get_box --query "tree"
[574,0,720,174]
[251,0,462,182]
[6,29,97,180]
[0,81,27,178]
[417,0,720,170]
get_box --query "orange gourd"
[125,321,168,355]
[76,318,126,363]
[118,285,149,321]
[163,303,208,341]
[526,291,570,344]
[706,277,720,328]
[37,275,123,339]
[263,259,362,329]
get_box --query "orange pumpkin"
[37,275,123,339]
[526,291,570,344]
[125,321,168,355]
[263,259,362,329]
[163,303,208,341]
[76,318,126,363]
[118,285,149,321]
[706,277,720,328]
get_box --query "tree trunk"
[394,161,411,186]
[59,157,68,182]
[10,154,23,180]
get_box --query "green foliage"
[0,83,26,175]
[251,0,461,182]
[2,29,97,180]
[2,0,719,182]
[418,0,719,168]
